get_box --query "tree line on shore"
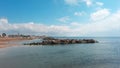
[0,33,6,37]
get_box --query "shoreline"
[0,37,33,48]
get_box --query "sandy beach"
[0,37,33,48]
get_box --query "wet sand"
[0,37,33,48]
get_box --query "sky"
[0,0,120,37]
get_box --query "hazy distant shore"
[0,37,33,48]
[0,36,98,48]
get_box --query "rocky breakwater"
[24,37,98,45]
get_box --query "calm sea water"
[0,37,120,68]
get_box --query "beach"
[0,37,33,48]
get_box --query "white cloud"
[70,22,80,26]
[90,8,110,21]
[70,10,120,36]
[58,16,70,23]
[64,0,93,7]
[0,18,71,36]
[74,11,86,16]
[83,0,92,7]
[0,18,8,24]
[96,2,104,6]
[64,0,79,5]
[70,22,83,27]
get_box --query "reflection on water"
[0,37,120,68]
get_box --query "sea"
[0,37,120,68]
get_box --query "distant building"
[8,34,31,39]
[8,35,20,37]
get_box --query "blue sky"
[0,0,120,36]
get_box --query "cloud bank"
[0,9,120,36]
[0,20,71,36]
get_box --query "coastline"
[0,37,33,48]
[0,36,98,48]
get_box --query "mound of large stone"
[24,37,98,45]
